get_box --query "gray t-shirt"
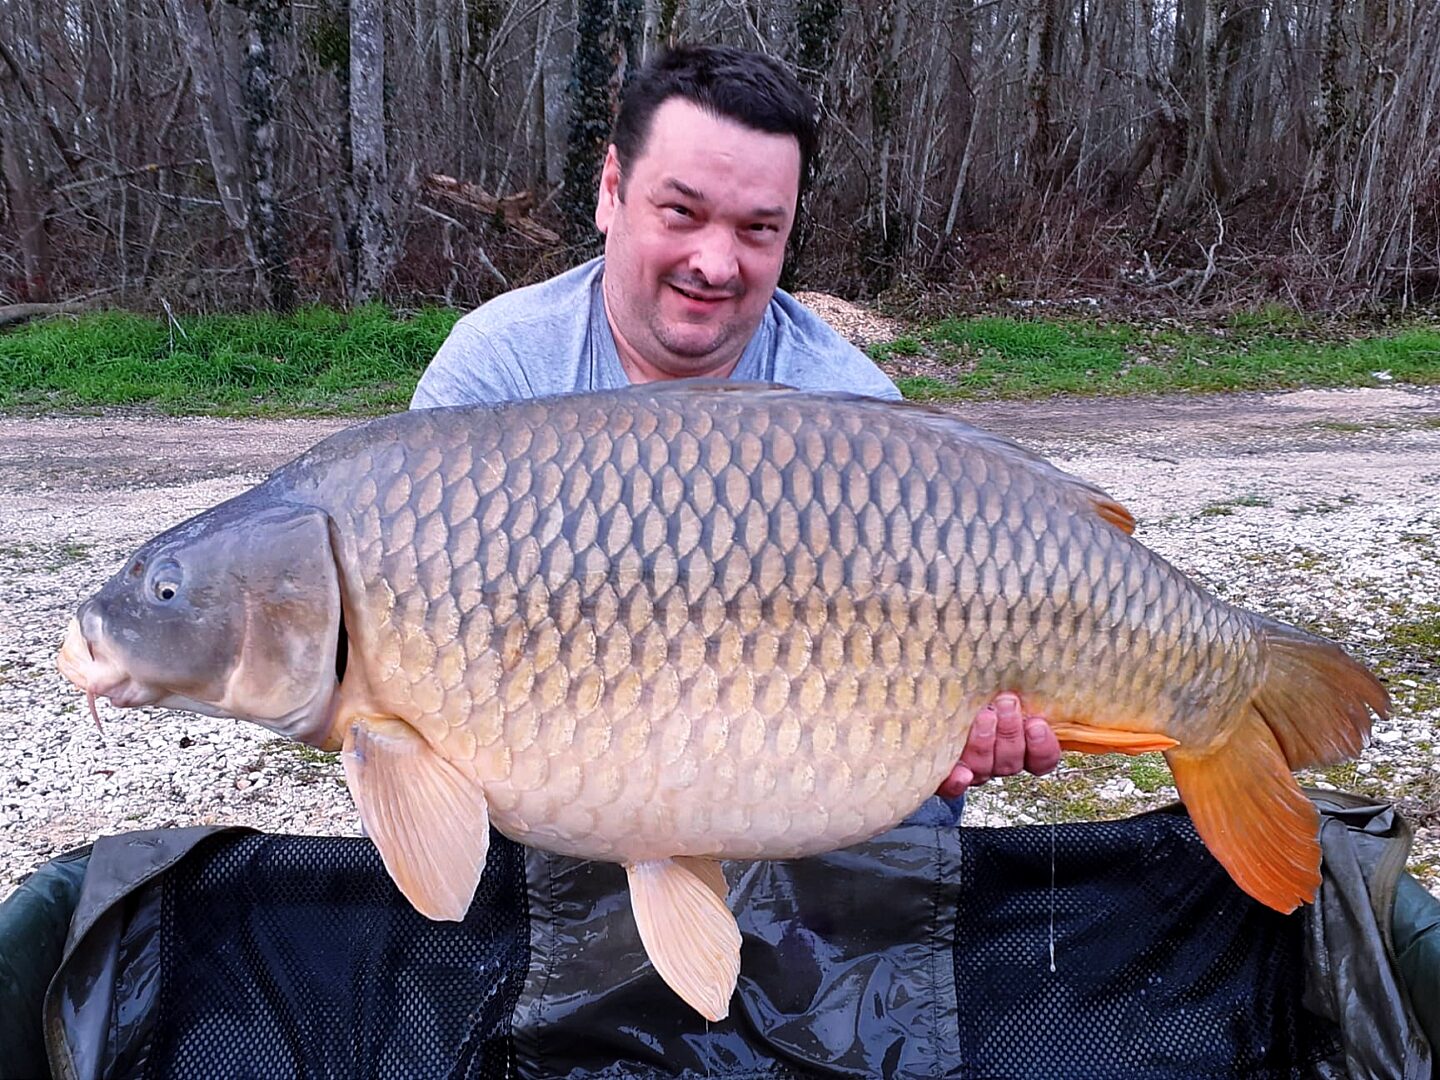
[410,257,900,408]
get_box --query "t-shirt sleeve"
[827,354,902,400]
[765,291,903,401]
[409,317,530,409]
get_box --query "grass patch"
[1387,609,1440,653]
[1127,754,1173,794]
[0,305,457,415]
[269,741,340,768]
[1364,604,1440,713]
[1000,753,1177,823]
[1225,302,1312,332]
[1287,493,1358,516]
[4,304,1439,414]
[871,315,1440,401]
[1199,494,1273,517]
[0,539,94,571]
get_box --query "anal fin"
[342,716,490,921]
[626,857,741,1021]
[1166,713,1321,913]
[1050,722,1178,755]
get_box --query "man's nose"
[688,226,739,288]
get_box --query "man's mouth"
[669,282,734,305]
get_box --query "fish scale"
[60,383,1385,1020]
[303,390,1235,863]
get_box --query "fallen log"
[421,175,560,245]
[0,301,91,331]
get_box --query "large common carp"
[58,384,1386,1020]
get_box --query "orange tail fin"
[1168,619,1388,913]
[1247,618,1389,768]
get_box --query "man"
[413,44,1061,800]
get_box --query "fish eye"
[149,558,184,603]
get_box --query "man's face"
[595,97,802,382]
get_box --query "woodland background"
[2,0,1439,316]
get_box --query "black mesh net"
[139,832,527,1080]
[88,813,1344,1078]
[954,812,1342,1078]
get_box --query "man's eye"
[665,204,692,218]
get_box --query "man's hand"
[935,693,1061,799]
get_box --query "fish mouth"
[57,616,160,710]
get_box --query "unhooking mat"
[3,794,1433,1079]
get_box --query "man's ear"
[595,145,621,235]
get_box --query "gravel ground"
[3,388,1438,902]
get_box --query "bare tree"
[238,0,295,310]
[349,0,394,302]
[2,0,1438,310]
[0,39,51,300]
[168,0,255,254]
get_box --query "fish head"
[58,496,344,748]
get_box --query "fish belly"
[476,697,977,863]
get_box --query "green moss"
[1287,493,1358,515]
[1199,494,1273,517]
[275,742,339,767]
[1128,754,1173,793]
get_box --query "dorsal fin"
[636,378,797,394]
[1093,496,1136,535]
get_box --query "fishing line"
[1048,815,1057,973]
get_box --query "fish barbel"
[57,383,1387,1019]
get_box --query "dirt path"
[3,387,1438,899]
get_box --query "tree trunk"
[0,30,51,302]
[1153,0,1227,234]
[350,0,394,303]
[1023,0,1055,191]
[168,0,253,246]
[0,125,51,301]
[240,0,296,310]
[641,0,662,61]
[865,0,905,269]
[938,0,976,241]
[562,0,622,248]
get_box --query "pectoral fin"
[626,857,741,1021]
[1050,722,1179,755]
[342,716,489,922]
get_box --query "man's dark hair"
[611,44,820,199]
